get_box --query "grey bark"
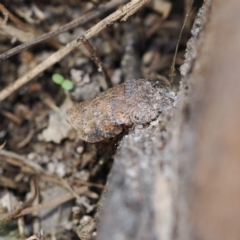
[97,0,240,239]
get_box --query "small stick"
[16,186,88,217]
[0,141,6,151]
[0,0,149,102]
[61,178,93,212]
[0,3,32,31]
[0,150,104,188]
[0,9,8,25]
[0,109,22,125]
[169,12,190,84]
[0,0,128,62]
[0,178,38,227]
[17,129,35,148]
[80,35,112,88]
[0,149,44,173]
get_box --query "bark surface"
[97,0,240,239]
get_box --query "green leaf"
[61,79,74,91]
[52,73,64,84]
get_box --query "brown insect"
[67,79,175,142]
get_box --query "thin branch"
[0,149,45,173]
[169,4,193,84]
[80,35,112,88]
[169,13,189,84]
[0,186,87,219]
[16,186,88,217]
[0,3,32,31]
[0,178,38,224]
[0,0,127,62]
[0,0,149,102]
[0,141,6,151]
[0,150,104,188]
[61,178,93,212]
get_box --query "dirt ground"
[0,0,202,239]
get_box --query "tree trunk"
[97,0,240,239]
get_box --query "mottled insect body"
[67,79,175,142]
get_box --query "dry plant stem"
[169,12,190,84]
[0,109,22,124]
[17,129,35,148]
[0,0,127,62]
[0,141,6,150]
[0,7,8,24]
[0,149,103,188]
[81,35,112,88]
[60,178,93,211]
[0,176,27,190]
[0,186,87,219]
[0,3,32,31]
[2,152,39,170]
[16,186,88,217]
[0,178,38,223]
[0,149,44,173]
[0,0,149,102]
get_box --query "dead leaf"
[40,97,73,143]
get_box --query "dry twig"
[0,149,44,173]
[0,178,38,225]
[80,35,112,88]
[0,3,32,31]
[0,0,150,102]
[169,12,190,84]
[60,178,94,212]
[0,149,104,188]
[0,0,128,61]
[16,186,88,218]
[0,141,6,151]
